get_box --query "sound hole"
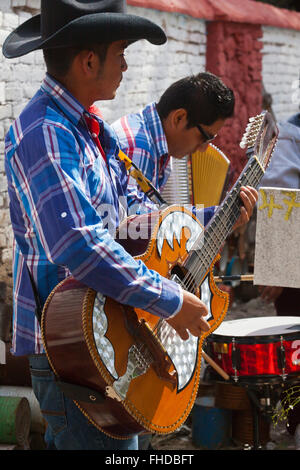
[170,264,198,295]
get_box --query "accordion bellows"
[191,144,230,207]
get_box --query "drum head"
[209,316,300,343]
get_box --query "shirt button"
[92,133,98,138]
[61,212,67,218]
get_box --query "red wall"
[128,0,300,31]
[206,22,263,183]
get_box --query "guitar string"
[183,162,262,291]
[140,156,265,352]
[146,132,277,357]
[188,161,264,292]
[132,146,270,358]
[180,157,263,292]
[142,157,264,352]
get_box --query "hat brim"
[3,12,167,59]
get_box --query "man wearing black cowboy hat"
[2,0,257,451]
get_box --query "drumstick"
[214,274,254,283]
[202,350,230,381]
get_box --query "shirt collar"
[41,73,86,126]
[143,102,169,158]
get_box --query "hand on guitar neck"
[232,185,258,231]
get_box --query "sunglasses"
[196,123,217,143]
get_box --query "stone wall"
[261,25,300,122]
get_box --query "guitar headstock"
[240,111,279,171]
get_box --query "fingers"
[239,186,258,217]
[166,291,210,340]
[169,321,208,341]
[233,186,258,230]
[174,328,189,341]
[188,319,210,337]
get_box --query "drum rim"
[225,372,300,385]
[207,331,300,344]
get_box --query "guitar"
[41,111,278,439]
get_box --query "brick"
[0,232,7,248]
[0,82,5,104]
[0,28,9,46]
[0,0,11,13]
[26,0,41,9]
[0,104,12,120]
[3,13,19,30]
[5,86,22,101]
[2,248,12,264]
[11,0,27,7]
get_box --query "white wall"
[99,7,207,124]
[261,25,300,122]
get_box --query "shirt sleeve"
[260,128,300,189]
[9,124,183,319]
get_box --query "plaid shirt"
[112,102,172,208]
[5,75,183,356]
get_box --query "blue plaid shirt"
[5,75,183,356]
[112,102,172,208]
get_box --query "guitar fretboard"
[183,156,264,288]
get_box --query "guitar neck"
[184,155,264,286]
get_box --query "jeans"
[28,354,138,450]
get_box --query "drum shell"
[215,382,250,410]
[207,333,300,382]
[232,409,270,446]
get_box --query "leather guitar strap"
[25,265,43,325]
[117,150,167,206]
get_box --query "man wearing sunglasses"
[112,72,248,450]
[112,72,234,208]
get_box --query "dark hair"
[156,72,235,127]
[43,43,110,78]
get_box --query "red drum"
[207,317,300,384]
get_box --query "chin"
[101,91,117,101]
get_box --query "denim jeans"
[28,354,138,450]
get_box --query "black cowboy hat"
[3,0,167,59]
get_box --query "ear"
[76,49,98,77]
[170,108,188,130]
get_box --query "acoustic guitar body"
[41,205,229,439]
[41,111,279,439]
